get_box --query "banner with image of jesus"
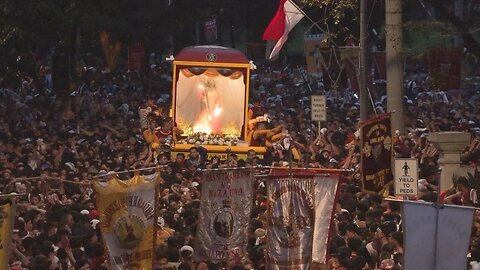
[94,172,161,270]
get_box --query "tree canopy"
[300,0,480,56]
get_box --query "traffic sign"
[311,95,326,121]
[394,158,418,196]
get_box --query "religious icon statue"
[194,77,222,134]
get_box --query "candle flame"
[193,119,212,134]
[213,106,222,117]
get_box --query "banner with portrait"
[340,46,360,92]
[304,34,328,74]
[266,171,339,269]
[0,195,15,269]
[194,169,254,262]
[360,113,394,193]
[94,172,161,270]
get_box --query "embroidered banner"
[266,171,339,269]
[94,173,160,270]
[0,195,15,270]
[360,113,394,193]
[194,169,254,262]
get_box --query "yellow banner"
[0,195,15,269]
[94,173,160,270]
[100,31,122,71]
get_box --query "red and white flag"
[263,0,305,59]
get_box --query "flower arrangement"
[177,133,240,146]
[178,119,195,137]
[176,118,241,145]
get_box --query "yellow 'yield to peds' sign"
[311,95,326,121]
[394,158,418,196]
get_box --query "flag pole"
[433,162,443,269]
[197,166,354,172]
[359,0,369,121]
[96,165,166,178]
[287,0,324,33]
[287,0,343,49]
[152,181,160,270]
[0,193,28,197]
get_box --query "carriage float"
[171,46,266,159]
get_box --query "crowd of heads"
[1,53,480,269]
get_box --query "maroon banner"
[360,113,394,193]
[372,51,386,80]
[428,48,462,90]
[128,43,145,71]
[204,18,218,42]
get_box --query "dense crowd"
[1,53,480,270]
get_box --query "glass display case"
[171,46,265,157]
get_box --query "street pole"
[229,0,235,48]
[359,0,369,121]
[385,0,405,133]
[454,0,464,47]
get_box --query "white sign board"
[311,95,326,121]
[394,158,418,196]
